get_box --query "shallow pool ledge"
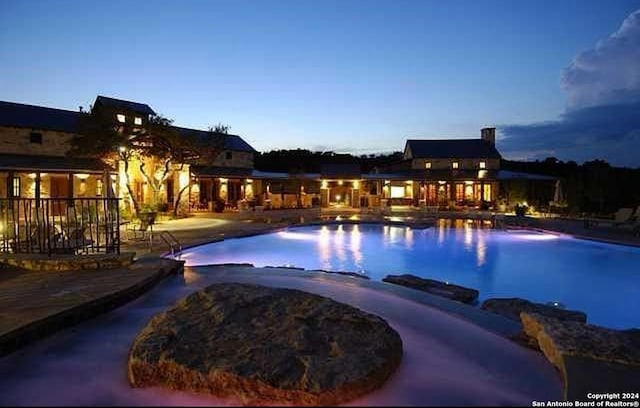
[190,265,523,339]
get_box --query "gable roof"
[320,163,361,177]
[173,126,257,153]
[94,95,155,116]
[405,139,502,160]
[0,101,80,133]
[0,153,111,173]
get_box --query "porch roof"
[0,154,111,173]
[497,170,557,181]
[191,165,253,178]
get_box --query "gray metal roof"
[405,139,502,159]
[0,153,111,173]
[497,170,557,181]
[173,126,257,153]
[0,101,80,133]
[94,95,156,116]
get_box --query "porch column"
[35,172,41,207]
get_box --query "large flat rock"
[521,312,640,399]
[481,298,587,323]
[128,283,403,406]
[382,274,479,304]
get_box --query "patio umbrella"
[553,179,564,205]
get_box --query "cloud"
[562,10,640,109]
[500,102,640,166]
[500,9,640,168]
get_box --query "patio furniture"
[126,217,153,241]
[583,207,635,228]
[52,226,94,254]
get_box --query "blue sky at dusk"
[1,0,639,167]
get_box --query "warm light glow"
[438,180,446,185]
[246,178,253,184]
[478,170,487,179]
[390,186,405,198]
[178,169,190,189]
[219,178,228,183]
[452,161,459,169]
[118,146,127,153]
[338,180,343,185]
[352,180,359,189]
[134,117,142,125]
[27,173,37,179]
[74,173,90,180]
[321,180,328,189]
[116,114,126,123]
[425,162,431,169]
[406,180,413,185]
[479,161,486,169]
[465,181,474,185]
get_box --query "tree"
[68,110,201,217]
[209,122,231,134]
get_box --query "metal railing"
[0,197,121,256]
[159,230,182,258]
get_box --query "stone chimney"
[481,127,496,145]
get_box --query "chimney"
[481,127,496,145]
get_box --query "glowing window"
[425,162,431,169]
[479,161,486,169]
[96,179,103,196]
[452,161,459,169]
[12,176,20,197]
[116,114,126,123]
[134,117,142,125]
[390,186,406,198]
[483,184,492,201]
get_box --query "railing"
[0,197,121,256]
[159,230,182,258]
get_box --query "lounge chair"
[584,207,634,228]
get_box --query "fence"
[0,197,120,256]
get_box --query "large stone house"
[1,96,555,214]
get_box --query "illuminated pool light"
[277,231,318,241]
[508,232,561,241]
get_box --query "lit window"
[479,161,486,169]
[134,117,142,125]
[390,186,406,198]
[425,162,431,169]
[116,114,126,123]
[12,176,20,197]
[452,161,459,169]
[96,179,103,196]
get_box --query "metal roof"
[497,170,558,181]
[0,153,111,173]
[0,101,80,133]
[173,126,257,153]
[405,139,502,160]
[94,96,156,116]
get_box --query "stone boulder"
[382,274,479,304]
[481,298,587,349]
[520,312,640,399]
[128,283,403,406]
[481,298,587,323]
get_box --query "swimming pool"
[179,221,640,329]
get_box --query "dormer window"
[226,151,233,160]
[479,161,486,169]
[425,162,431,169]
[134,117,142,126]
[452,161,459,169]
[116,114,126,123]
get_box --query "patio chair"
[53,226,94,254]
[126,218,152,241]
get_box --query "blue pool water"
[179,222,640,329]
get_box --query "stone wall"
[0,252,135,272]
[0,126,73,157]
[411,158,500,171]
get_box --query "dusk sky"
[1,0,639,167]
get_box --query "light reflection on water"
[180,223,640,329]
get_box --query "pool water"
[179,222,640,329]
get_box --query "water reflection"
[350,224,363,267]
